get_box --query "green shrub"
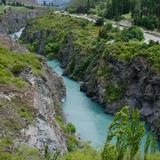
[135,16,158,30]
[66,135,79,152]
[102,144,117,160]
[44,42,60,54]
[105,82,125,103]
[0,139,42,160]
[0,46,42,88]
[19,107,33,123]
[58,145,101,160]
[11,63,25,75]
[121,26,144,42]
[66,123,76,134]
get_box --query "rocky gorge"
[21,13,160,141]
[0,7,72,158]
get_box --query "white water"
[10,28,25,41]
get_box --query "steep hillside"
[21,13,160,140]
[0,6,46,34]
[0,36,68,158]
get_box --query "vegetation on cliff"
[0,46,42,88]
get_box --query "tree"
[102,107,145,160]
[144,132,158,160]
[121,26,144,41]
[43,1,46,6]
[2,0,6,5]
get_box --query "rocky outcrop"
[0,33,28,52]
[18,60,67,153]
[0,57,67,153]
[0,34,67,153]
[0,7,46,34]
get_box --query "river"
[47,60,150,152]
[48,60,113,148]
[11,29,113,148]
[11,27,157,152]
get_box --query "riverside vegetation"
[19,12,160,159]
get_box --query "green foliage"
[0,138,42,160]
[0,46,42,88]
[105,82,126,103]
[45,42,60,56]
[144,132,158,159]
[19,107,33,123]
[103,107,145,160]
[11,63,26,75]
[55,116,79,152]
[58,145,101,160]
[66,135,80,152]
[66,123,76,134]
[102,143,117,160]
[121,26,144,42]
[135,16,158,30]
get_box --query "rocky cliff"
[21,14,160,140]
[0,36,67,156]
[0,7,46,34]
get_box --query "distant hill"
[36,0,70,8]
[6,0,38,5]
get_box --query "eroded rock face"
[0,8,46,34]
[18,61,67,153]
[0,33,27,52]
[0,35,67,153]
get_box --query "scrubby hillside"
[0,35,69,159]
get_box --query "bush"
[11,63,25,75]
[66,123,76,134]
[99,23,115,39]
[105,82,126,103]
[66,135,79,152]
[45,42,60,55]
[19,107,33,123]
[121,26,144,42]
[105,22,113,31]
[135,16,158,30]
[58,145,101,160]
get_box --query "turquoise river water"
[11,27,155,151]
[48,60,113,148]
[48,60,149,150]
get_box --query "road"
[55,11,160,44]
